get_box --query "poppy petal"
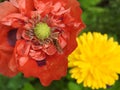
[38,54,67,86]
[0,24,18,77]
[42,44,57,55]
[9,40,30,71]
[67,0,82,20]
[15,0,34,16]
[0,1,18,20]
[2,13,28,27]
[29,50,46,60]
[10,0,19,8]
[18,53,67,86]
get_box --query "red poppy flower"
[0,0,85,86]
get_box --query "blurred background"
[0,0,120,90]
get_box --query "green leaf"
[68,82,83,90]
[21,83,35,90]
[87,7,105,13]
[108,33,118,41]
[78,0,101,8]
[106,80,120,90]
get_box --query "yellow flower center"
[34,23,50,40]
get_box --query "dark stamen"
[36,60,46,66]
[53,39,63,54]
[7,29,17,47]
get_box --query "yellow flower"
[68,32,120,89]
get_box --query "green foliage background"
[0,0,120,90]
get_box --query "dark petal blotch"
[7,29,17,47]
[36,60,46,66]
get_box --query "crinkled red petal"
[18,53,67,86]
[42,43,57,55]
[11,0,34,16]
[16,40,30,56]
[10,0,19,8]
[0,1,18,20]
[29,50,46,60]
[9,40,30,71]
[66,0,82,20]
[64,27,81,55]
[0,24,18,77]
[2,13,28,27]
[38,55,67,86]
